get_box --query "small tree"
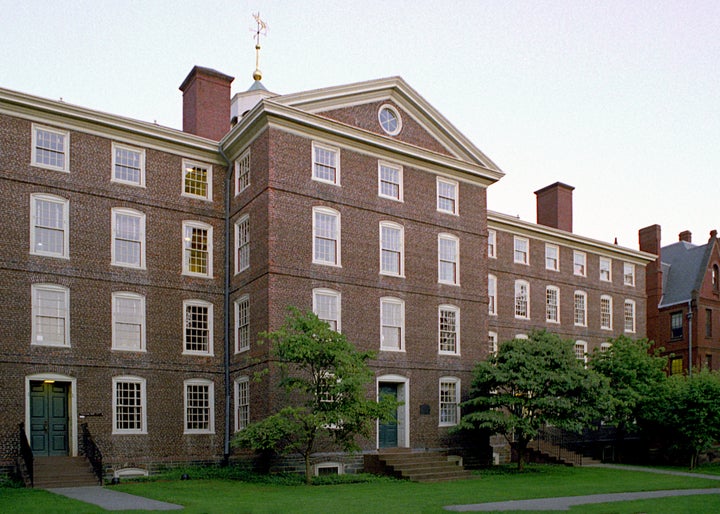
[588,336,667,461]
[457,330,608,470]
[233,309,397,483]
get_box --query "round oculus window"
[378,105,401,135]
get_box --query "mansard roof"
[660,239,716,307]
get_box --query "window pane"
[115,147,142,183]
[314,146,337,182]
[116,381,142,431]
[35,128,65,168]
[34,199,65,255]
[185,304,210,352]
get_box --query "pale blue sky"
[1,0,718,249]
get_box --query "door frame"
[376,374,409,449]
[25,373,78,457]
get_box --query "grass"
[1,464,719,513]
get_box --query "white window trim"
[600,342,612,352]
[516,334,528,340]
[488,274,497,316]
[112,376,147,434]
[111,142,146,187]
[182,220,213,278]
[183,299,214,356]
[378,104,402,136]
[111,207,146,269]
[235,149,251,195]
[380,296,405,352]
[488,331,498,357]
[235,214,250,274]
[546,285,560,324]
[438,233,460,286]
[31,283,70,347]
[313,288,341,332]
[111,291,146,352]
[436,177,459,215]
[31,123,69,172]
[181,159,213,201]
[514,236,529,265]
[30,193,69,259]
[438,304,460,356]
[379,221,405,277]
[234,294,250,354]
[574,290,587,327]
[514,280,530,320]
[314,461,345,476]
[545,243,559,271]
[600,257,612,282]
[312,206,341,267]
[234,376,249,432]
[439,377,461,427]
[183,378,215,434]
[574,341,588,364]
[624,263,636,287]
[600,295,613,330]
[488,229,497,259]
[377,161,403,201]
[574,251,587,277]
[312,141,340,186]
[624,299,636,333]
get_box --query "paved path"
[445,464,720,512]
[48,486,183,511]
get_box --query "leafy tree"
[233,309,397,483]
[641,368,720,469]
[588,336,667,461]
[457,330,608,470]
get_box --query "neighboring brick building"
[0,65,653,477]
[640,225,720,374]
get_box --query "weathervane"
[251,12,268,81]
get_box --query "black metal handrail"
[80,423,103,484]
[18,422,33,487]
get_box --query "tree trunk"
[516,439,528,471]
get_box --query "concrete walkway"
[445,464,720,512]
[48,486,183,511]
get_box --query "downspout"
[219,145,232,465]
[687,298,694,376]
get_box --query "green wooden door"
[378,384,398,448]
[30,381,69,456]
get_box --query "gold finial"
[251,12,268,81]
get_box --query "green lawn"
[2,465,720,513]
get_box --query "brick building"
[640,225,720,373]
[0,65,653,478]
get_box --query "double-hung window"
[234,295,250,353]
[112,208,145,268]
[183,221,213,277]
[112,143,145,186]
[600,257,612,282]
[671,311,683,339]
[574,341,587,364]
[488,331,498,356]
[438,233,459,285]
[312,142,340,185]
[623,263,635,286]
[624,299,636,333]
[182,160,212,200]
[380,222,404,276]
[546,286,559,323]
[184,379,214,434]
[514,237,529,265]
[514,280,529,319]
[600,295,613,330]
[438,305,460,355]
[32,124,69,171]
[235,214,249,273]
[436,177,458,214]
[378,161,402,200]
[574,291,587,326]
[439,377,460,426]
[30,194,69,258]
[313,207,340,266]
[488,229,496,258]
[488,274,497,315]
[183,300,213,355]
[113,376,146,434]
[235,377,249,431]
[235,150,250,194]
[313,288,341,332]
[574,251,586,276]
[31,284,70,347]
[112,292,146,351]
[545,243,559,271]
[380,297,404,351]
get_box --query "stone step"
[376,450,469,483]
[33,456,99,488]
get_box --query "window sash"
[184,225,210,275]
[236,217,250,272]
[113,295,144,350]
[600,297,612,329]
[438,237,458,284]
[236,152,250,193]
[381,300,403,350]
[514,238,529,264]
[114,146,143,184]
[488,275,497,315]
[315,292,339,331]
[515,282,529,318]
[184,163,209,198]
[115,381,143,431]
[185,383,211,431]
[185,304,210,353]
[33,287,68,345]
[114,212,142,266]
[623,263,635,286]
[545,245,559,270]
[33,198,66,255]
[439,309,458,353]
[381,225,402,275]
[379,164,401,199]
[34,127,66,169]
[236,380,249,430]
[574,293,587,326]
[574,252,586,276]
[624,301,636,332]
[546,287,559,322]
[437,180,457,213]
[439,381,458,425]
[313,146,337,183]
[314,211,338,264]
[236,297,250,352]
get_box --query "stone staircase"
[366,449,473,482]
[33,456,100,488]
[528,439,601,467]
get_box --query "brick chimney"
[534,182,574,232]
[179,66,234,140]
[679,230,692,243]
[639,224,662,346]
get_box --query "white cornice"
[488,210,657,263]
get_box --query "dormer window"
[713,264,719,292]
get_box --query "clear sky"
[1,0,718,250]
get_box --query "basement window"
[314,462,344,476]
